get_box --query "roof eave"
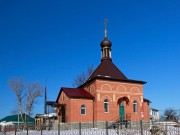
[143,98,152,103]
[56,87,62,103]
[80,76,146,88]
[69,97,94,100]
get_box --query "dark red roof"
[79,59,146,87]
[56,87,94,102]
[143,98,151,103]
[88,59,127,80]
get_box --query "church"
[55,23,150,123]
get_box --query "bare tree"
[25,82,44,116]
[73,64,94,87]
[162,108,178,121]
[9,78,25,125]
[9,78,44,127]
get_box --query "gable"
[57,91,69,103]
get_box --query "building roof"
[143,98,151,103]
[79,59,146,88]
[150,108,159,111]
[46,101,63,107]
[88,59,127,81]
[56,87,94,102]
[0,114,34,123]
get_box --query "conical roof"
[88,59,127,80]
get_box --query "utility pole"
[44,86,47,114]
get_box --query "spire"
[104,19,108,38]
[100,19,112,61]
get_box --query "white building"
[150,108,159,122]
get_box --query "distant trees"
[9,78,44,126]
[161,108,179,121]
[73,65,94,87]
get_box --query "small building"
[54,25,151,123]
[150,108,159,122]
[35,113,57,130]
[0,114,34,126]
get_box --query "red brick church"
[55,24,150,123]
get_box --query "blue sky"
[0,0,180,119]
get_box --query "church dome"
[100,38,112,47]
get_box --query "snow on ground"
[0,130,170,135]
[1,129,141,135]
[2,126,180,135]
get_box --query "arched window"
[81,105,86,115]
[120,101,124,106]
[104,99,109,113]
[133,101,138,113]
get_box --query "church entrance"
[117,97,130,121]
[119,101,125,120]
[61,105,66,123]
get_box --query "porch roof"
[56,87,94,102]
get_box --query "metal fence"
[0,120,180,135]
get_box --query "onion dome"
[100,37,112,47]
[100,19,112,61]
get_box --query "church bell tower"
[100,20,112,61]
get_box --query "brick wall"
[84,79,150,122]
[57,79,150,123]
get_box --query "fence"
[0,120,180,135]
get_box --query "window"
[104,99,109,113]
[81,105,86,115]
[133,101,138,113]
[120,101,124,106]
